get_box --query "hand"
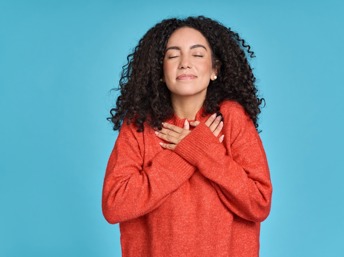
[155,120,199,150]
[205,113,225,143]
[156,113,224,150]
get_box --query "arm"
[102,122,195,224]
[174,104,272,222]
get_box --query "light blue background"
[1,0,343,256]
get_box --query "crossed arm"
[156,109,271,222]
[103,108,271,223]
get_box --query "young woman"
[102,16,272,257]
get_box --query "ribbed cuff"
[174,123,226,167]
[153,149,196,187]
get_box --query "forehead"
[166,27,210,48]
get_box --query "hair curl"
[109,16,265,132]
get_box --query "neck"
[171,95,205,120]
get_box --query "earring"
[213,75,217,80]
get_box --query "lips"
[176,74,197,80]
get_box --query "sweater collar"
[166,107,208,127]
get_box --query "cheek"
[163,62,174,79]
[199,60,213,73]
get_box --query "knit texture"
[102,101,272,257]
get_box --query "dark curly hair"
[109,16,265,132]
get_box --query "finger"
[155,131,179,144]
[159,142,176,150]
[205,113,217,127]
[162,122,183,133]
[209,115,223,132]
[183,120,190,130]
[219,135,224,143]
[159,128,180,139]
[213,121,223,137]
[189,120,200,127]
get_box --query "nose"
[178,55,191,69]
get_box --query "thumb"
[184,120,190,130]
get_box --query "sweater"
[102,101,272,257]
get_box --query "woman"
[102,16,272,257]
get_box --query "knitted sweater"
[102,101,272,257]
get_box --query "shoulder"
[219,101,257,142]
[114,120,156,157]
[117,119,155,141]
[219,100,250,121]
[117,119,142,142]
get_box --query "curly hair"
[109,16,265,132]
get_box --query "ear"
[211,60,221,81]
[210,73,218,81]
[210,69,218,81]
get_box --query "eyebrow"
[165,44,208,52]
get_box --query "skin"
[156,27,224,150]
[163,27,217,112]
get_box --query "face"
[163,27,217,102]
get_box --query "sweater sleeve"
[102,122,195,224]
[174,103,272,222]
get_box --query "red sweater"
[102,101,272,257]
